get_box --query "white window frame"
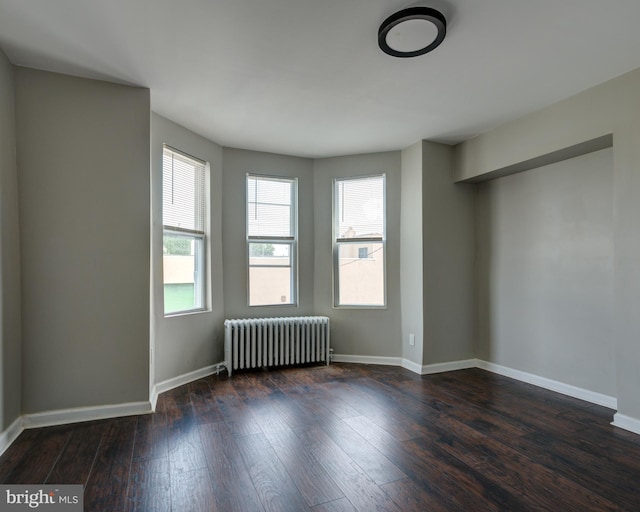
[162,145,208,316]
[246,174,298,307]
[333,174,387,309]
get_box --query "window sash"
[163,145,206,234]
[162,144,208,316]
[247,240,296,306]
[335,174,385,241]
[247,175,295,238]
[333,174,386,308]
[246,174,297,306]
[163,229,206,315]
[335,236,383,243]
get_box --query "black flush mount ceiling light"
[378,6,447,58]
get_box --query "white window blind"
[247,176,293,238]
[336,175,384,240]
[163,146,206,234]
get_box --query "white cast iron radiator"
[224,316,330,376]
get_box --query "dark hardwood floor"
[1,364,639,511]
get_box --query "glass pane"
[249,243,292,306]
[164,233,202,314]
[336,176,384,239]
[247,176,293,237]
[337,242,385,306]
[249,268,292,306]
[249,243,290,266]
[164,283,196,314]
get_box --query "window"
[162,145,208,315]
[334,174,386,307]
[247,175,297,306]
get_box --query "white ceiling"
[2,0,640,158]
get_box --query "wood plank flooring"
[1,364,639,511]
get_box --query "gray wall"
[476,149,615,395]
[313,152,402,358]
[422,142,475,365]
[222,148,315,319]
[0,50,21,430]
[151,114,225,384]
[455,67,640,422]
[15,68,150,413]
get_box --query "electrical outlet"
[409,333,415,346]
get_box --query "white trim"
[420,359,478,375]
[22,401,153,429]
[476,360,617,409]
[332,354,401,366]
[402,358,477,375]
[401,358,423,374]
[334,355,618,410]
[0,417,24,456]
[150,386,159,412]
[611,413,640,435]
[154,362,226,396]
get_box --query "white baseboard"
[611,413,640,435]
[0,417,24,456]
[22,401,153,429]
[476,360,618,409]
[153,362,227,398]
[401,358,423,374]
[150,386,159,412]
[332,354,402,366]
[421,359,478,375]
[401,358,477,375]
[334,355,620,412]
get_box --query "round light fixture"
[378,7,447,58]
